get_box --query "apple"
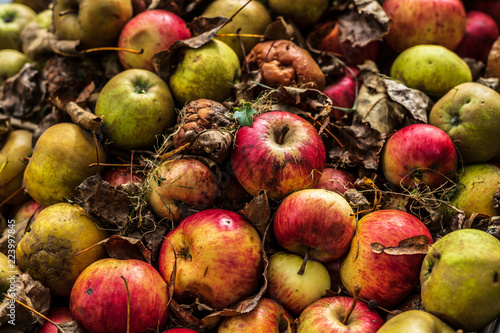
[465,1,500,28]
[454,11,499,63]
[380,124,458,189]
[297,296,384,333]
[323,67,360,120]
[340,209,433,309]
[377,310,455,333]
[448,163,500,217]
[266,251,331,316]
[420,229,500,331]
[101,167,143,187]
[158,209,263,310]
[53,0,133,49]
[230,111,326,201]
[382,0,467,53]
[38,307,83,333]
[0,49,31,84]
[95,68,176,150]
[428,82,500,163]
[118,9,191,71]
[163,329,199,333]
[70,258,169,333]
[315,22,380,66]
[30,8,52,30]
[168,39,240,105]
[146,158,220,223]
[268,0,328,28]
[315,167,356,194]
[273,188,357,262]
[218,297,294,332]
[390,44,472,97]
[0,3,36,50]
[201,0,272,59]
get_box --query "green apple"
[267,251,331,316]
[0,3,36,50]
[429,82,500,163]
[53,0,133,49]
[169,39,240,105]
[31,8,52,30]
[16,202,109,296]
[390,44,472,97]
[420,229,500,332]
[23,122,106,207]
[95,69,176,150]
[0,49,31,84]
[268,0,328,28]
[377,310,455,333]
[201,0,272,59]
[448,163,500,217]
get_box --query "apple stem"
[297,248,310,275]
[342,284,362,325]
[277,125,289,145]
[81,47,144,55]
[120,276,131,333]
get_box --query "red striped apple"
[231,111,325,200]
[315,168,356,194]
[323,67,360,120]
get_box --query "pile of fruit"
[0,0,499,332]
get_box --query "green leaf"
[233,102,257,127]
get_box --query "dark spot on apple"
[1,12,15,23]
[86,288,93,295]
[494,272,499,284]
[368,299,377,309]
[225,220,231,224]
[204,266,209,277]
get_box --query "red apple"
[340,209,433,309]
[163,329,199,333]
[323,67,360,120]
[381,124,458,189]
[38,307,81,333]
[315,167,356,194]
[231,111,326,200]
[383,0,467,53]
[315,21,380,65]
[218,297,294,332]
[297,296,384,333]
[158,209,263,310]
[465,1,500,29]
[118,9,191,71]
[70,258,169,333]
[273,188,356,262]
[101,167,143,186]
[454,11,499,63]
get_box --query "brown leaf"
[65,101,103,131]
[371,235,431,255]
[92,235,152,264]
[274,86,332,116]
[240,190,271,240]
[494,188,500,209]
[73,174,132,230]
[486,217,500,240]
[56,321,87,333]
[263,17,296,42]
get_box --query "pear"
[23,123,106,207]
[390,44,472,97]
[377,310,455,333]
[0,49,31,84]
[0,252,21,297]
[420,229,500,331]
[16,202,108,296]
[0,129,32,205]
[169,39,240,105]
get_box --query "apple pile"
[1,0,500,332]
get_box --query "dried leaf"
[371,235,431,255]
[57,321,87,333]
[343,188,370,209]
[187,130,234,163]
[73,174,132,230]
[240,190,271,240]
[275,86,332,116]
[263,17,296,42]
[486,216,500,240]
[65,102,103,131]
[91,235,152,264]
[337,0,390,47]
[494,188,500,209]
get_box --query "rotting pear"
[16,202,109,297]
[23,123,106,207]
[377,310,455,333]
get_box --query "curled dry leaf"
[370,235,431,255]
[263,17,297,43]
[494,188,500,209]
[274,86,332,116]
[486,217,500,240]
[486,36,500,78]
[88,235,152,264]
[240,190,271,240]
[65,102,103,131]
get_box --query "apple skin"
[381,124,457,189]
[0,3,36,50]
[53,0,133,49]
[297,296,384,333]
[382,0,467,53]
[420,229,500,331]
[268,0,328,28]
[95,68,176,150]
[118,9,191,71]
[448,163,500,217]
[38,307,80,333]
[428,82,500,164]
[323,67,360,120]
[340,209,433,309]
[315,167,356,194]
[273,189,357,262]
[377,310,455,333]
[454,11,499,63]
[465,1,500,29]
[266,251,331,316]
[218,297,294,332]
[70,258,169,333]
[101,167,143,187]
[0,49,31,84]
[231,111,326,201]
[147,158,220,222]
[158,209,263,310]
